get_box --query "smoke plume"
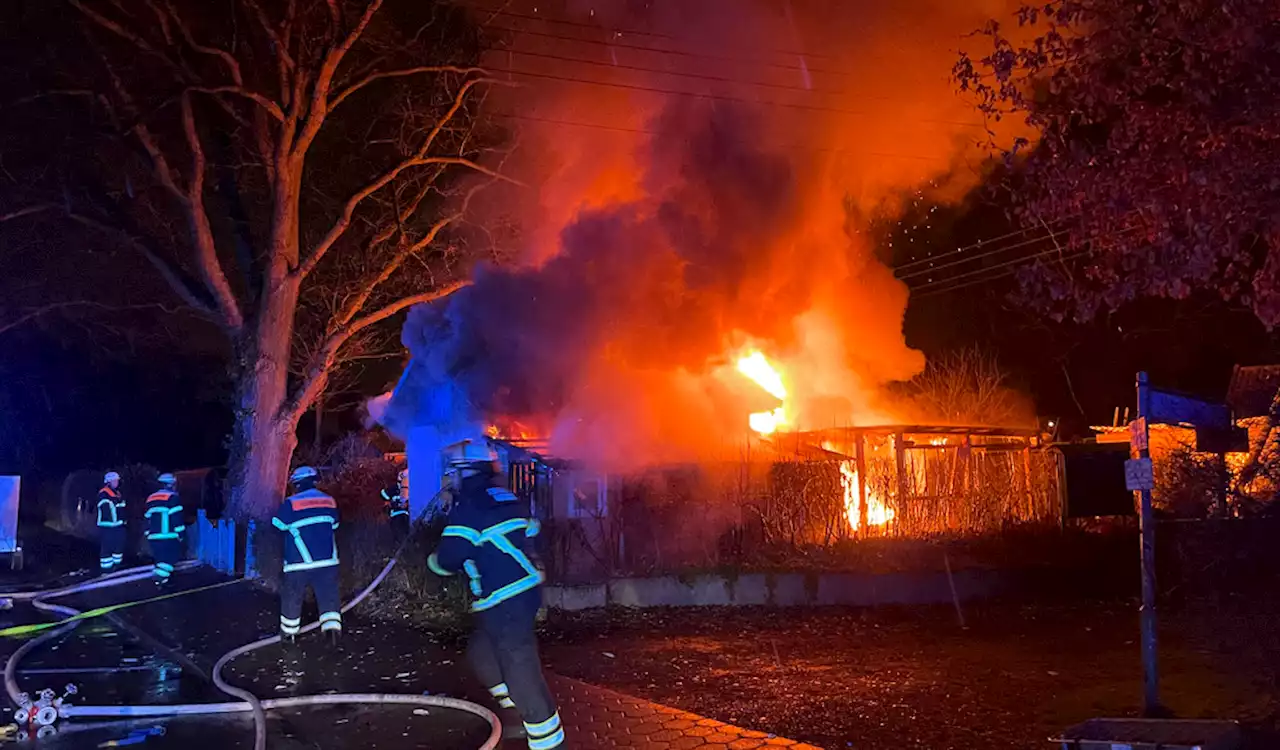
[396,0,1026,471]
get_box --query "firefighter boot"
[499,708,526,740]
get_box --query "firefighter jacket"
[96,486,126,528]
[144,489,185,541]
[271,488,340,573]
[427,474,543,613]
[381,485,409,518]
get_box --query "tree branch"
[291,0,386,157]
[285,280,470,424]
[293,76,513,280]
[70,0,170,65]
[0,302,199,337]
[329,65,486,110]
[165,1,242,83]
[330,175,496,330]
[241,0,295,71]
[67,210,219,320]
[189,86,285,121]
[0,203,220,320]
[0,203,58,223]
[181,92,244,330]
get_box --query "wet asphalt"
[0,527,505,749]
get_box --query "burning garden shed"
[472,424,1061,582]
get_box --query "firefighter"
[144,473,185,586]
[272,466,342,646]
[427,439,563,749]
[96,471,126,572]
[382,469,410,539]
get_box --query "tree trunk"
[312,394,324,457]
[225,275,301,519]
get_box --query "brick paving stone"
[547,675,822,749]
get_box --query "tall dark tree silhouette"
[0,0,514,517]
[956,0,1280,488]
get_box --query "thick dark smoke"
[387,0,1029,470]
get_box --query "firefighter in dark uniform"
[145,473,185,585]
[382,469,410,539]
[96,471,126,572]
[428,439,564,749]
[272,466,342,646]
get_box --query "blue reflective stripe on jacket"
[272,489,340,573]
[145,490,185,540]
[430,477,543,612]
[96,487,125,527]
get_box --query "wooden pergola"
[760,425,1048,531]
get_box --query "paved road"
[0,556,823,749]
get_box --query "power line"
[489,67,987,129]
[896,231,1064,282]
[483,24,854,79]
[893,224,1064,274]
[492,47,847,97]
[909,243,1074,292]
[474,6,840,61]
[488,111,956,163]
[910,226,1142,296]
[912,247,1097,299]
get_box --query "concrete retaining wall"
[542,569,1007,611]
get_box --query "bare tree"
[892,347,1031,427]
[0,0,515,517]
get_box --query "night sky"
[1,0,1276,485]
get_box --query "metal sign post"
[1057,374,1244,748]
[1132,372,1160,716]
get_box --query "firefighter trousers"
[389,513,410,541]
[279,565,342,637]
[149,537,182,581]
[98,526,124,571]
[467,588,564,749]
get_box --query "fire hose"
[3,491,502,750]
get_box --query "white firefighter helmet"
[157,472,177,487]
[104,471,121,484]
[443,439,498,476]
[290,466,318,484]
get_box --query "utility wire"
[483,24,854,78]
[487,111,956,163]
[910,225,1142,297]
[896,231,1064,282]
[488,67,987,128]
[908,243,1076,292]
[911,247,1097,299]
[893,223,1071,274]
[491,47,847,97]
[473,6,840,60]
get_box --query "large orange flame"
[736,350,788,434]
[839,461,896,531]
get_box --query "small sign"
[1128,418,1148,452]
[1124,458,1154,492]
[1149,388,1230,429]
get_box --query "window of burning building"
[568,474,608,519]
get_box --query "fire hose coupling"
[11,684,77,730]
